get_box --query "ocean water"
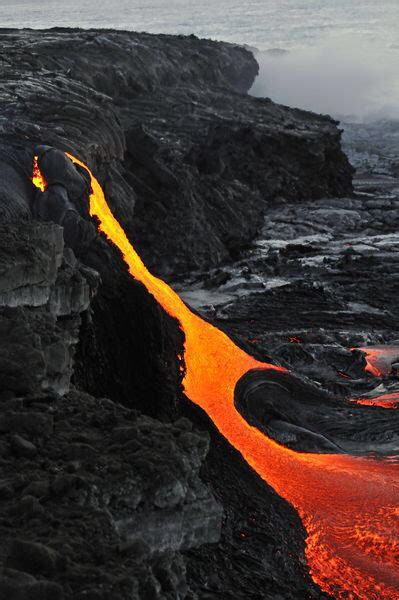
[2,0,399,118]
[1,0,398,50]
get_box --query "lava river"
[38,153,399,599]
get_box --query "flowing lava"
[353,346,399,378]
[33,154,399,599]
[353,393,399,410]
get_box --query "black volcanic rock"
[0,391,221,599]
[0,221,93,396]
[0,28,352,277]
[234,368,399,454]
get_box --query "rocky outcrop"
[0,391,221,599]
[0,28,353,277]
[0,221,63,309]
[0,221,93,396]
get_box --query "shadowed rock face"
[0,28,355,600]
[0,220,94,396]
[0,28,352,278]
[235,369,342,453]
[0,392,222,600]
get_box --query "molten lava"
[353,392,399,409]
[33,154,399,599]
[32,155,47,191]
[354,346,399,377]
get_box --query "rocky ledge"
[0,28,352,277]
[0,391,221,599]
[0,28,354,599]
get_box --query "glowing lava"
[353,393,399,410]
[354,346,399,377]
[34,154,399,599]
[32,155,47,191]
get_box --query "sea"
[1,0,399,119]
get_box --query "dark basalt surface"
[0,27,358,600]
[0,391,221,600]
[234,368,399,454]
[0,28,352,277]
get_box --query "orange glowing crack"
[32,155,47,192]
[352,392,399,410]
[33,154,399,599]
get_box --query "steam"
[250,38,399,122]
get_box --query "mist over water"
[2,0,399,121]
[250,39,399,121]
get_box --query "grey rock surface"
[0,221,94,396]
[0,221,63,308]
[0,28,352,278]
[0,392,221,599]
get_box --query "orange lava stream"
[38,154,399,599]
[353,393,399,409]
[354,346,399,377]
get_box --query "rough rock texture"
[0,221,93,396]
[0,28,352,277]
[343,118,399,177]
[0,391,221,599]
[0,27,356,600]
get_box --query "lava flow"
[353,393,399,409]
[34,154,399,599]
[353,346,399,377]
